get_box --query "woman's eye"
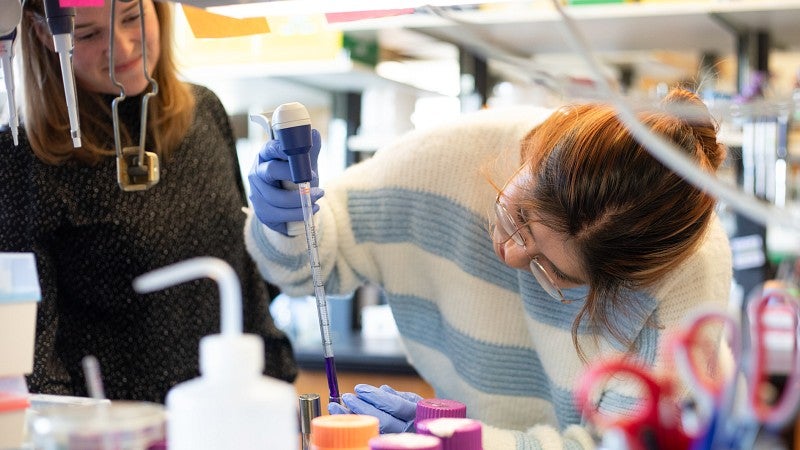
[553,270,569,281]
[75,31,98,41]
[548,262,570,282]
[123,13,141,24]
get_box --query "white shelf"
[330,1,800,57]
[177,1,800,96]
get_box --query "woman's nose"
[110,28,137,60]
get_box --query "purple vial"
[369,433,442,450]
[415,418,482,450]
[415,398,467,422]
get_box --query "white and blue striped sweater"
[245,107,733,449]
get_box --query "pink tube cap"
[415,418,482,450]
[369,433,442,450]
[415,398,467,422]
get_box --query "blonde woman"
[0,0,297,402]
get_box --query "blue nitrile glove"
[247,129,324,236]
[327,384,423,433]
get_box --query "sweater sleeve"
[483,423,597,450]
[0,131,74,395]
[244,106,555,297]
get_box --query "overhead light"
[205,0,505,19]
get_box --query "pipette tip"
[11,129,18,146]
[72,135,82,148]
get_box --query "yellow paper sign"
[181,4,270,38]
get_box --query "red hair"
[518,88,725,357]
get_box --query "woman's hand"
[328,384,422,433]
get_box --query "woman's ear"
[28,12,56,52]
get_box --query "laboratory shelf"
[180,1,800,58]
[333,1,800,57]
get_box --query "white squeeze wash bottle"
[133,257,298,450]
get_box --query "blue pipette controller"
[251,102,341,404]
[250,103,310,236]
[271,102,313,184]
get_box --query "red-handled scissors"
[670,289,800,449]
[575,357,693,450]
[745,289,800,427]
[668,309,742,449]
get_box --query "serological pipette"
[0,0,22,146]
[43,0,81,148]
[250,103,341,404]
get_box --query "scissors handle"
[672,311,741,401]
[747,290,800,428]
[576,358,691,450]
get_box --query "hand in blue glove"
[247,129,324,236]
[328,384,423,433]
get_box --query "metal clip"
[116,147,159,191]
[109,0,160,192]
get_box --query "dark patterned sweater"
[0,84,297,403]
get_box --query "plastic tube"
[548,0,800,232]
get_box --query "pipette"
[0,0,21,146]
[43,0,81,148]
[249,103,341,404]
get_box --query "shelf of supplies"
[177,1,800,101]
[329,1,800,58]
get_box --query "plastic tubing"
[550,0,800,232]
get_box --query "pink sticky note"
[325,9,415,24]
[60,0,104,7]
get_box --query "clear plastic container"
[0,252,41,378]
[0,392,29,449]
[28,401,165,450]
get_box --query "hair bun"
[661,88,726,170]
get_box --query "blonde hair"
[20,0,194,165]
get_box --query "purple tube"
[324,356,341,403]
